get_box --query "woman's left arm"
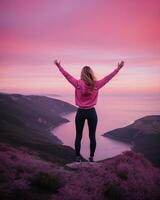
[54,60,78,88]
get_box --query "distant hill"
[103,115,160,167]
[0,93,79,164]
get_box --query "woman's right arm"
[97,61,124,89]
[54,60,78,88]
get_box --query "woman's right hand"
[117,61,124,70]
[54,60,61,68]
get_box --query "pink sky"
[0,0,160,96]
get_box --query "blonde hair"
[80,66,96,89]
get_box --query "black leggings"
[75,107,98,157]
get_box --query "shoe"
[89,156,94,162]
[75,156,81,162]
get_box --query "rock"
[65,161,103,169]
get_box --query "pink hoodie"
[57,65,120,109]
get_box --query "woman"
[54,60,124,162]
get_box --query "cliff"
[103,115,160,167]
[0,93,78,164]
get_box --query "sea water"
[51,94,160,161]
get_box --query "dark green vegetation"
[103,115,160,167]
[0,93,78,164]
[30,172,61,193]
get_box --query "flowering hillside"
[0,143,160,200]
